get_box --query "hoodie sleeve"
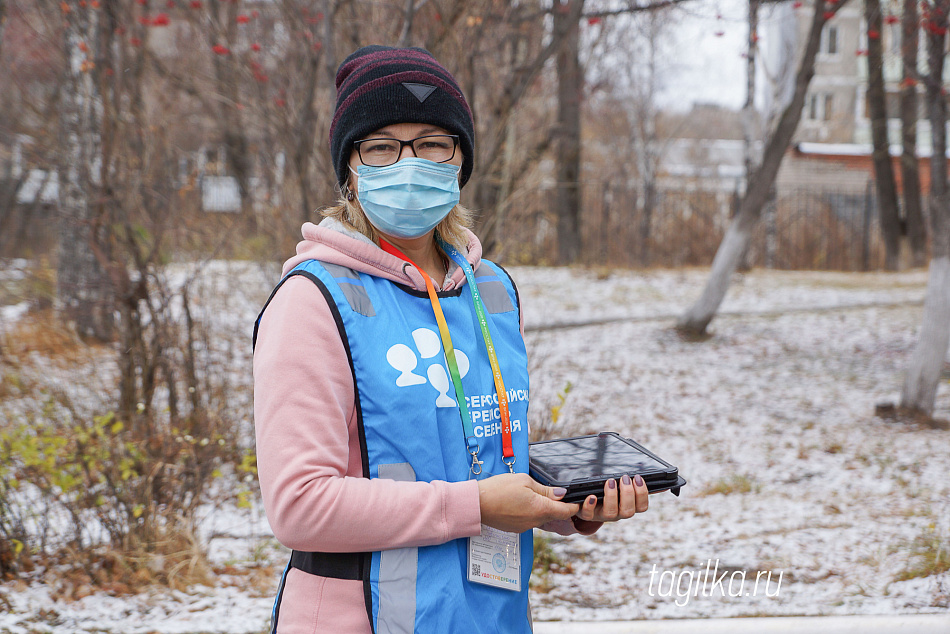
[253,275,482,552]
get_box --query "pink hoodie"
[253,219,579,633]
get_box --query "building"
[767,0,950,179]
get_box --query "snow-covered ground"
[1,264,948,633]
[520,268,948,621]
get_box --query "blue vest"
[256,258,533,634]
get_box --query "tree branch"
[582,0,696,19]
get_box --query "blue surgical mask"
[353,157,461,239]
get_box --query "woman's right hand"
[477,473,580,533]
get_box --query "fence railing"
[1,178,912,272]
[495,182,893,271]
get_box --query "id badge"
[467,524,521,591]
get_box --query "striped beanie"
[329,45,476,189]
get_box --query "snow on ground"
[523,272,948,620]
[1,265,948,633]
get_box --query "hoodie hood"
[280,217,483,292]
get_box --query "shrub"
[0,398,240,581]
[896,524,950,582]
[530,381,573,442]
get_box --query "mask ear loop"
[344,165,360,202]
[340,179,356,202]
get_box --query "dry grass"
[45,526,215,601]
[698,474,759,496]
[0,309,93,362]
[214,563,282,598]
[824,441,844,454]
[532,533,573,594]
[895,525,950,582]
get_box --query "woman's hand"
[572,474,649,535]
[477,473,580,533]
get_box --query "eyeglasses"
[353,134,460,167]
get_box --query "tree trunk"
[900,3,950,416]
[866,0,902,270]
[0,0,7,59]
[467,0,584,254]
[639,182,656,267]
[900,0,927,268]
[554,0,583,265]
[632,10,662,268]
[294,48,322,224]
[58,1,113,341]
[677,0,845,335]
[738,0,761,272]
[398,0,416,47]
[742,0,759,184]
[210,0,253,219]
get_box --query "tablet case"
[529,431,686,502]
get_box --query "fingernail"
[608,478,616,490]
[553,487,567,498]
[622,474,632,486]
[634,474,645,487]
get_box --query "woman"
[253,45,650,634]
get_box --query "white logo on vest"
[386,328,470,408]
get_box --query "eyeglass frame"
[352,134,460,167]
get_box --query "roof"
[796,142,950,158]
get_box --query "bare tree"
[900,0,928,268]
[677,0,849,336]
[866,0,902,271]
[462,0,692,258]
[466,0,586,254]
[628,8,669,267]
[743,0,762,187]
[207,0,254,219]
[274,0,336,226]
[58,0,113,340]
[737,0,763,272]
[900,0,950,417]
[399,0,420,46]
[0,0,7,58]
[550,0,696,264]
[596,4,676,267]
[554,0,584,264]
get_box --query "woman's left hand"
[571,473,649,534]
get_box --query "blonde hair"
[321,193,475,253]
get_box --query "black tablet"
[529,432,686,503]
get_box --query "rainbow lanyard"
[379,239,515,475]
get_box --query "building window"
[821,25,839,56]
[807,93,834,121]
[886,22,901,57]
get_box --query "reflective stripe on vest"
[473,265,515,314]
[377,462,417,634]
[321,262,377,317]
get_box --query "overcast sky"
[657,0,749,111]
[650,0,798,113]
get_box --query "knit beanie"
[329,45,476,189]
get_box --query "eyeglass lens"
[357,135,457,167]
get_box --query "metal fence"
[495,181,890,271]
[2,177,903,271]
